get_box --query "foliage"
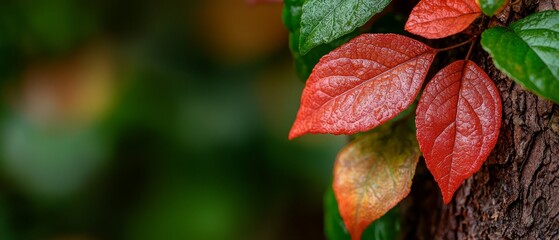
[298,0,390,54]
[481,11,559,103]
[288,34,435,139]
[333,121,419,239]
[405,0,481,39]
[415,60,501,204]
[283,0,360,80]
[478,0,508,16]
[284,0,559,239]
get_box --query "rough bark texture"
[402,0,559,239]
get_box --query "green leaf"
[283,0,358,81]
[299,0,391,54]
[325,186,351,240]
[478,0,508,16]
[481,11,559,103]
[325,186,401,240]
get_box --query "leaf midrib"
[442,63,485,197]
[309,50,435,123]
[410,12,480,26]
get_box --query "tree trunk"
[402,0,559,239]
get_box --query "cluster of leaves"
[283,0,559,239]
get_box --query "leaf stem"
[464,36,477,62]
[436,38,474,52]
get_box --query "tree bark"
[402,0,559,239]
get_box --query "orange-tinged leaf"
[416,60,501,203]
[333,122,420,240]
[288,34,436,139]
[405,0,481,39]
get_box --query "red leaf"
[405,0,481,39]
[289,34,436,139]
[416,60,501,203]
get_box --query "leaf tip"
[288,122,304,140]
[287,132,299,140]
[442,191,454,204]
[437,179,461,204]
[344,219,365,240]
[350,231,363,240]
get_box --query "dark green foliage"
[479,0,507,16]
[299,0,390,54]
[283,0,359,81]
[482,11,559,103]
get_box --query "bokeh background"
[0,0,347,239]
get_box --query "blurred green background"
[0,0,347,239]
